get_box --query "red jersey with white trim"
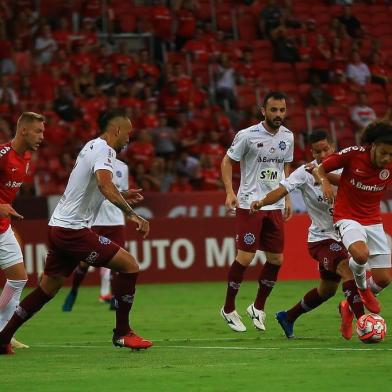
[322,146,392,225]
[0,142,31,233]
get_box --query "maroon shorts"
[235,208,284,254]
[44,226,121,278]
[307,239,349,282]
[92,225,126,248]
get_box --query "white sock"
[349,258,367,290]
[0,279,27,330]
[367,276,383,294]
[100,268,111,297]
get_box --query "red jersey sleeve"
[322,146,362,173]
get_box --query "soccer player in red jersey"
[313,121,392,315]
[0,110,152,355]
[0,112,44,350]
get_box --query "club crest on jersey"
[329,242,342,252]
[116,170,122,178]
[278,141,286,151]
[243,232,256,245]
[98,236,111,245]
[379,169,390,180]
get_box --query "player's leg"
[99,267,112,303]
[107,248,152,349]
[249,210,284,331]
[369,266,391,294]
[336,259,365,340]
[62,261,89,312]
[336,219,380,313]
[221,249,254,332]
[0,274,64,354]
[221,208,262,332]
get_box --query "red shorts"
[44,226,121,278]
[92,225,126,248]
[235,208,284,254]
[308,239,349,283]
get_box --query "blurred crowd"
[0,0,391,195]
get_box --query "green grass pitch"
[2,280,392,391]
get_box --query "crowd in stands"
[0,0,391,195]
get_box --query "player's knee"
[336,260,352,281]
[266,254,283,266]
[119,253,139,274]
[373,275,391,288]
[352,252,369,265]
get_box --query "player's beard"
[266,116,283,131]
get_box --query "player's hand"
[283,195,293,221]
[129,214,150,238]
[321,180,335,204]
[250,200,263,214]
[0,204,24,220]
[122,188,144,205]
[225,192,239,214]
[304,162,316,173]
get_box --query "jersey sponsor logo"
[98,235,111,245]
[85,251,99,264]
[329,242,342,252]
[259,168,280,183]
[0,146,11,157]
[257,156,284,163]
[350,178,385,192]
[11,167,17,172]
[278,141,287,151]
[355,168,367,175]
[250,128,259,133]
[338,146,365,155]
[5,180,22,188]
[243,232,256,245]
[379,169,390,180]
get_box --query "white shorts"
[334,219,391,269]
[0,226,23,270]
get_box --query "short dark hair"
[308,129,332,144]
[98,109,128,133]
[361,121,392,145]
[262,91,286,108]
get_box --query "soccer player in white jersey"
[0,110,152,355]
[251,130,365,340]
[61,158,139,311]
[220,91,294,332]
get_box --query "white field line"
[31,343,392,352]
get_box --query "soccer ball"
[356,313,386,344]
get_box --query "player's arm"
[250,185,288,213]
[283,162,293,221]
[221,154,239,212]
[95,169,149,238]
[0,204,23,219]
[312,164,335,204]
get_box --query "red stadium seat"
[237,14,258,41]
[196,0,212,21]
[289,114,308,133]
[294,63,310,84]
[216,11,233,33]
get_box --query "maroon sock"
[0,286,53,344]
[286,288,326,323]
[223,260,247,313]
[254,262,281,310]
[112,272,138,336]
[71,264,89,292]
[342,279,365,319]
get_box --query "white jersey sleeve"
[227,129,248,162]
[92,159,128,227]
[280,165,307,193]
[49,138,117,229]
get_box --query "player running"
[220,91,294,332]
[62,158,141,311]
[251,130,365,339]
[313,121,392,316]
[0,112,44,350]
[0,110,152,355]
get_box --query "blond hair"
[17,112,45,129]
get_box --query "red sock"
[286,288,325,323]
[0,286,53,344]
[112,272,138,336]
[71,264,89,292]
[342,279,365,319]
[254,262,280,310]
[223,260,247,313]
